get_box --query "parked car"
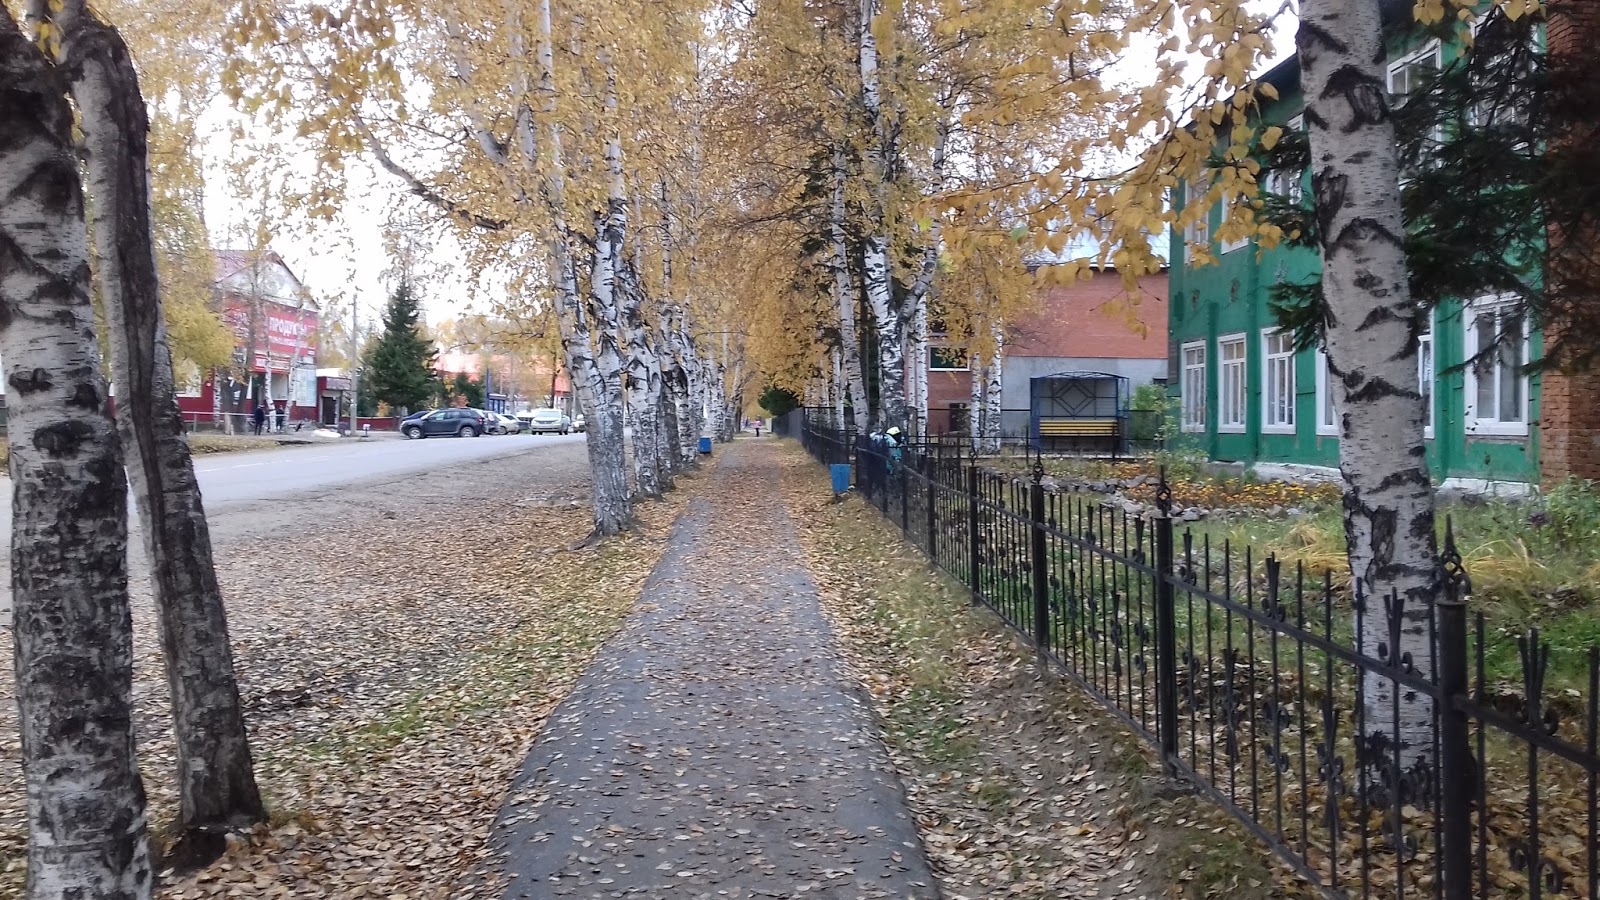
[399,409,434,430]
[571,414,587,433]
[491,413,522,434]
[403,408,488,438]
[527,408,568,434]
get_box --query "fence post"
[925,451,938,560]
[967,462,981,604]
[1153,467,1180,772]
[1437,521,1473,900]
[900,450,910,533]
[1030,458,1049,653]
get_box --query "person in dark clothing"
[252,403,266,436]
[275,404,286,433]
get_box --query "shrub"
[1542,477,1600,547]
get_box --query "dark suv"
[403,408,488,439]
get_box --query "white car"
[526,408,568,434]
[491,413,522,434]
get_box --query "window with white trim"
[1418,313,1435,438]
[1218,334,1247,432]
[1218,197,1251,255]
[1184,176,1210,263]
[1388,41,1443,178]
[1267,115,1305,205]
[1261,330,1296,433]
[928,347,969,371]
[1464,295,1529,436]
[1181,341,1207,432]
[1315,349,1339,436]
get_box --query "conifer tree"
[365,282,438,413]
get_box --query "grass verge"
[775,441,1291,900]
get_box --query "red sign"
[224,299,319,372]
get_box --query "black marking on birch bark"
[1347,375,1409,403]
[1312,169,1347,242]
[32,419,96,458]
[1374,468,1431,493]
[1296,18,1347,56]
[1303,106,1329,133]
[1330,217,1405,257]
[1323,65,1390,131]
[1357,304,1403,331]
[7,368,50,394]
[68,382,101,410]
[1353,271,1385,293]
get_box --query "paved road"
[0,432,587,623]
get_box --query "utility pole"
[349,301,359,433]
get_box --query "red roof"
[1006,270,1168,359]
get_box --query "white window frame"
[928,346,969,372]
[1418,312,1435,439]
[1217,333,1247,433]
[1315,348,1339,437]
[1387,40,1443,98]
[1260,329,1296,434]
[1184,177,1210,263]
[1463,294,1530,437]
[1218,197,1251,255]
[1267,115,1306,205]
[1181,340,1207,433]
[1388,41,1444,178]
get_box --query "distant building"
[177,250,320,427]
[922,267,1169,435]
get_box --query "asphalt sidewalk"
[490,440,938,899]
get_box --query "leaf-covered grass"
[777,441,1287,900]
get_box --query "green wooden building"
[1167,36,1546,489]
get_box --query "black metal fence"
[799,418,1600,900]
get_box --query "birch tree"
[1298,0,1437,772]
[38,0,266,849]
[0,8,152,895]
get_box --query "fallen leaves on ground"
[0,447,706,899]
[775,442,1290,900]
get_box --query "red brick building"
[176,250,320,426]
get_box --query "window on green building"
[1262,330,1296,433]
[1315,349,1339,436]
[1419,313,1435,438]
[1181,341,1206,432]
[1464,295,1529,436]
[1219,334,1247,433]
[1184,176,1210,263]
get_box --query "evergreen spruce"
[364,281,437,413]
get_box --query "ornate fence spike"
[1155,465,1173,515]
[1441,515,1473,598]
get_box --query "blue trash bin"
[829,463,852,495]
[698,436,712,455]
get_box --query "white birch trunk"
[537,0,630,536]
[832,348,846,428]
[0,13,153,895]
[982,328,1004,454]
[829,147,870,433]
[857,0,905,430]
[969,358,986,450]
[620,262,664,498]
[1300,0,1438,773]
[50,2,265,851]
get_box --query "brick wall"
[1540,367,1600,483]
[1538,0,1600,485]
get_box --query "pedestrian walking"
[275,404,286,433]
[252,403,266,436]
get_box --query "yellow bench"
[1037,418,1120,437]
